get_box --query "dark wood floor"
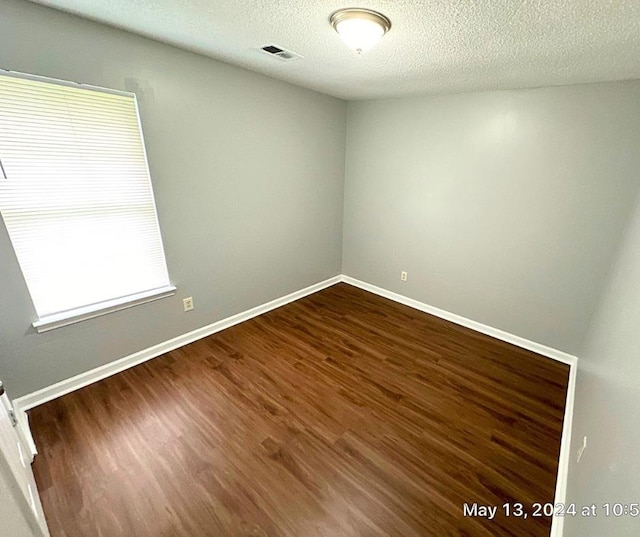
[30,283,569,537]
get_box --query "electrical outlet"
[183,297,194,312]
[401,271,408,282]
[576,436,587,463]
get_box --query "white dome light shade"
[335,18,384,53]
[330,8,391,54]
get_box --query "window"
[0,71,174,332]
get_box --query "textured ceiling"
[29,0,640,100]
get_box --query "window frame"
[0,69,176,333]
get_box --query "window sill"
[32,286,177,333]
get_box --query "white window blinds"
[0,72,174,331]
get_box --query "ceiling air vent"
[260,44,302,62]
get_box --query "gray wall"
[343,82,640,354]
[565,191,640,537]
[564,188,640,536]
[0,0,346,398]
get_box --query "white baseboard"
[550,358,577,537]
[340,274,577,537]
[341,275,578,367]
[12,275,342,442]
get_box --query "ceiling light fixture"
[330,8,391,54]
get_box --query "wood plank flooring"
[29,283,569,537]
